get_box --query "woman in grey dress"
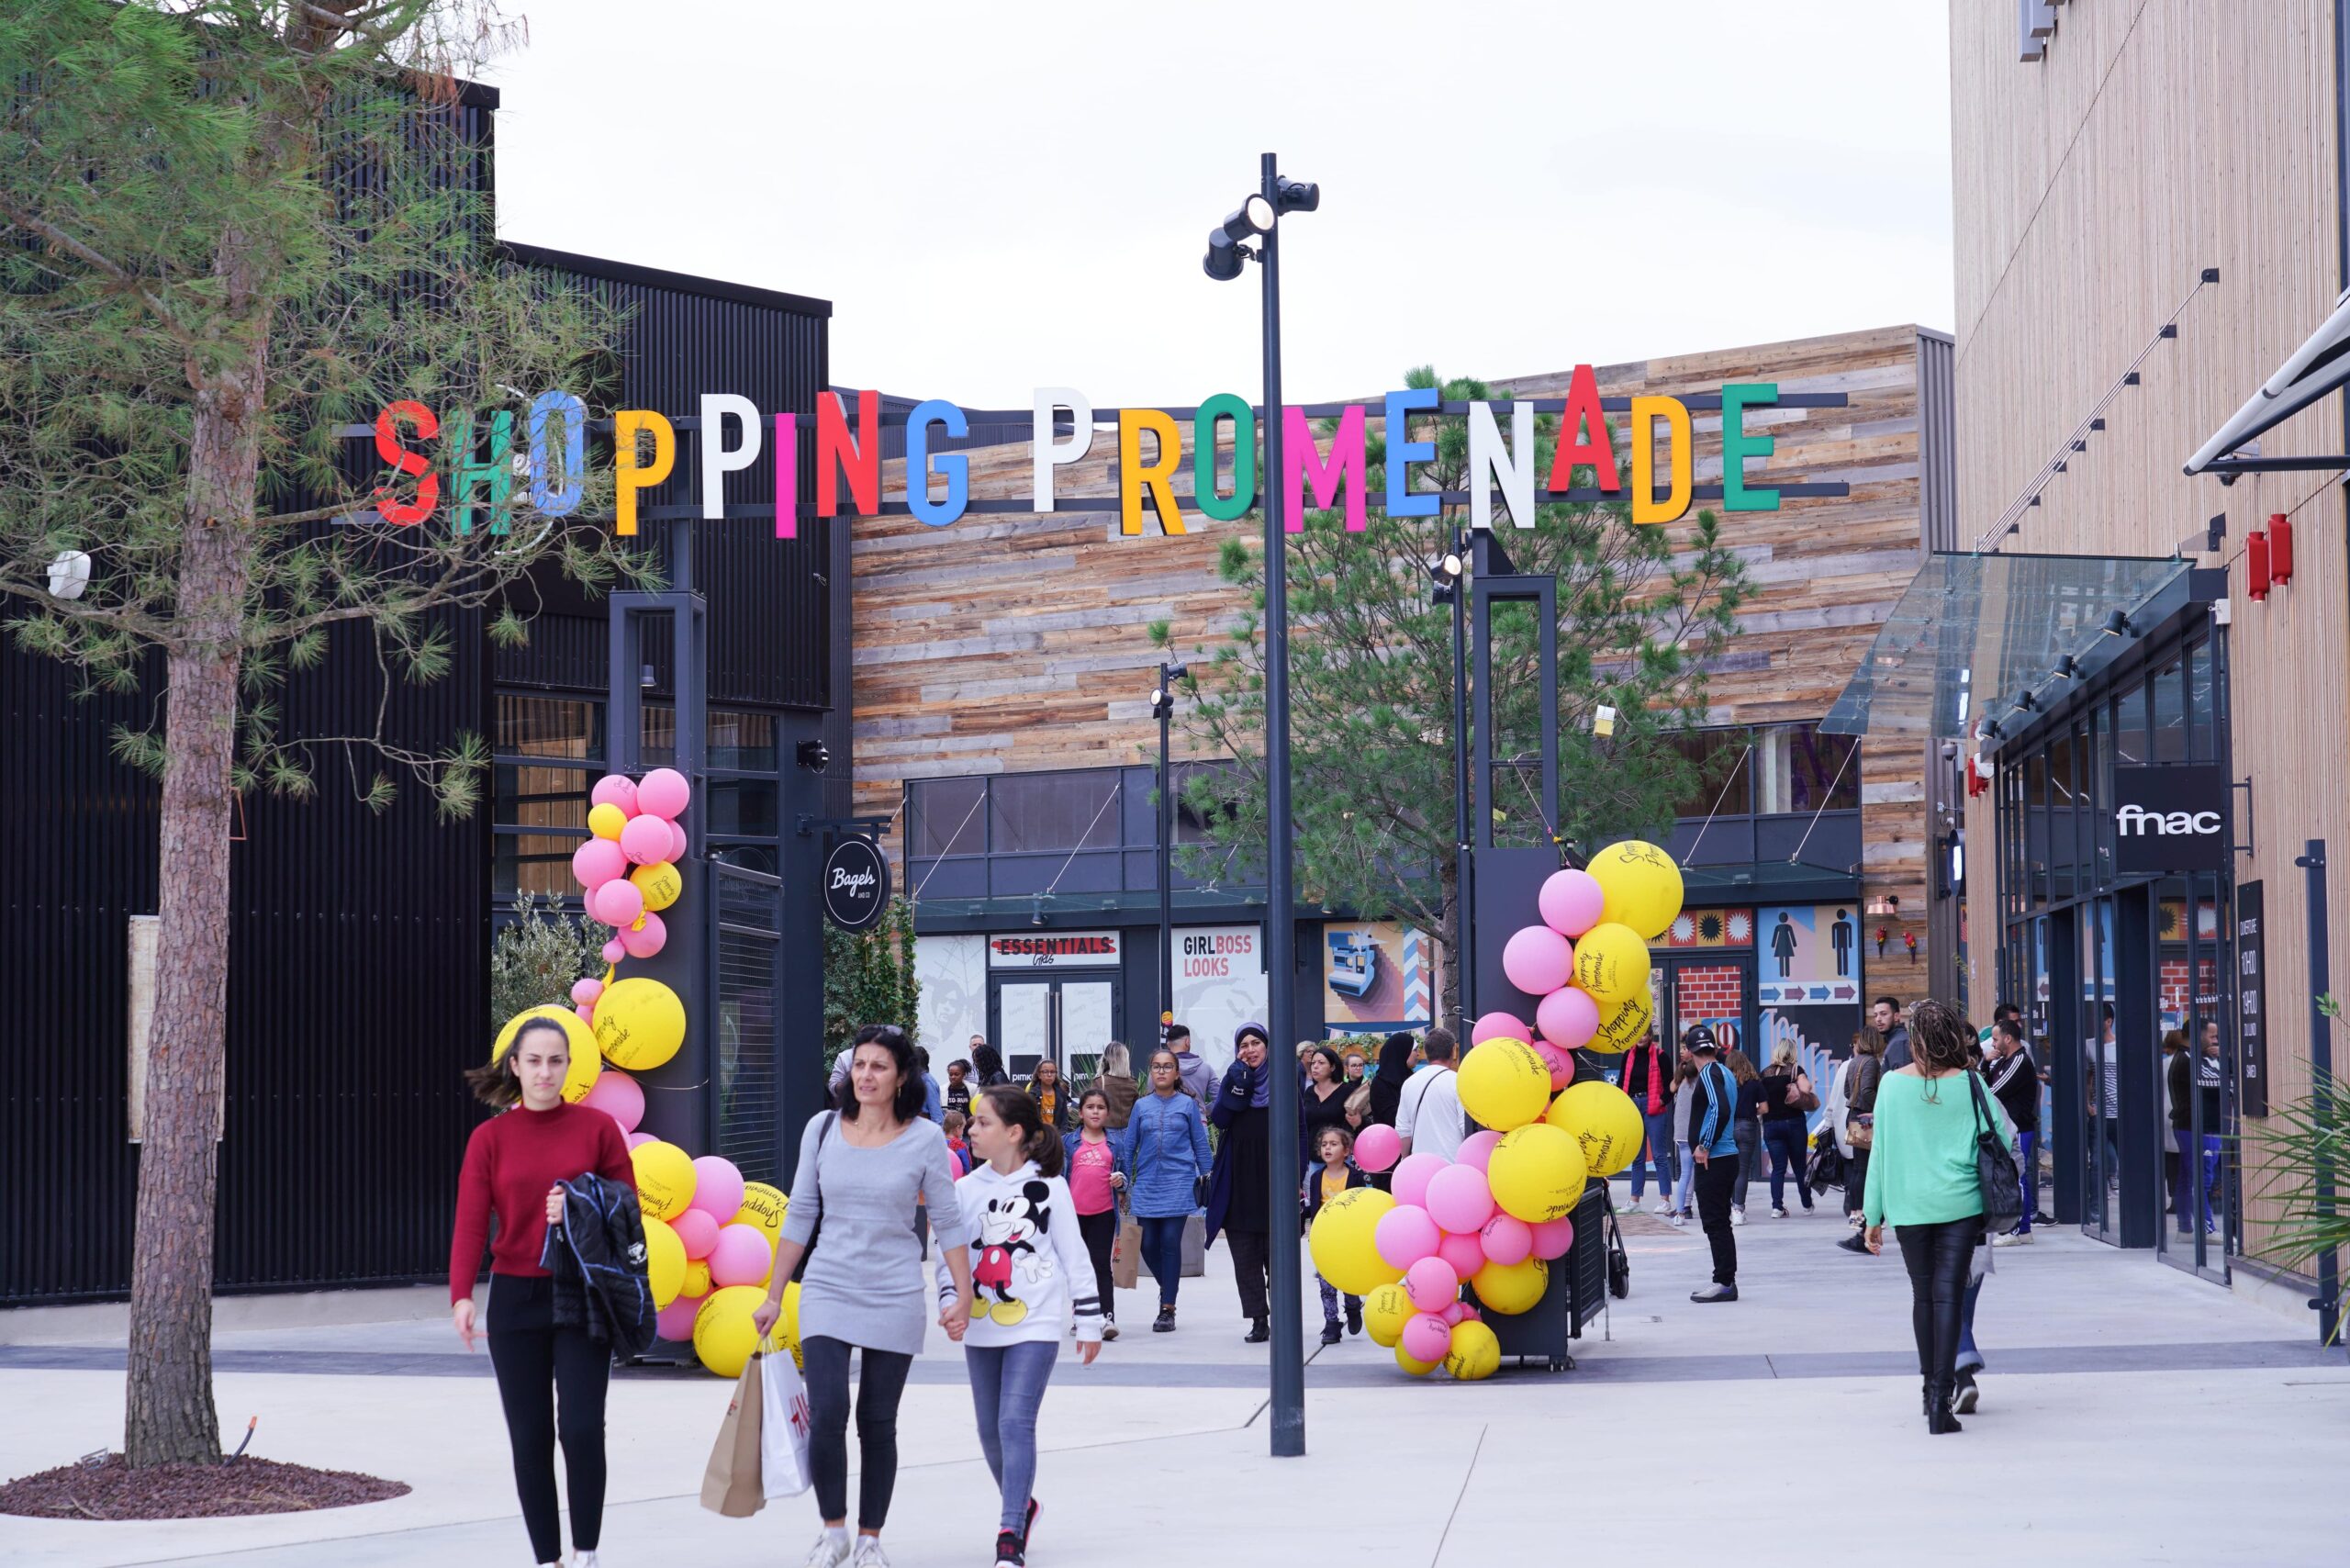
[755,1025,973,1568]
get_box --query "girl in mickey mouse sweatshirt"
[936,1085,1102,1568]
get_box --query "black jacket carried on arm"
[544,1171,657,1358]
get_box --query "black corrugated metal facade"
[3,88,840,1304]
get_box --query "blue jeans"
[2173,1128,2221,1232]
[1672,1142,1697,1215]
[2015,1130,2037,1233]
[1629,1110,1678,1201]
[1138,1215,1186,1307]
[966,1338,1058,1533]
[1762,1119,1811,1210]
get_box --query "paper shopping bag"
[699,1351,767,1518]
[759,1340,814,1499]
[1113,1215,1142,1291]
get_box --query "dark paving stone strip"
[5,1338,2340,1386]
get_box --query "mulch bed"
[0,1453,408,1521]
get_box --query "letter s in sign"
[374,400,440,525]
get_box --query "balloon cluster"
[490,768,792,1374]
[1307,841,1683,1381]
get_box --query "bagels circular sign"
[822,836,890,932]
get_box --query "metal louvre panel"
[713,866,783,1184]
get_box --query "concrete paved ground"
[4,1193,2344,1567]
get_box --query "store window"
[990,769,1121,854]
[494,694,605,897]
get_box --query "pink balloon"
[1400,1312,1451,1364]
[570,977,605,1008]
[1440,1300,1472,1327]
[1455,1129,1501,1172]
[655,1293,703,1341]
[1352,1123,1401,1174]
[667,820,690,863]
[620,912,666,959]
[575,1003,596,1023]
[591,774,641,816]
[1456,1303,1481,1323]
[1480,1214,1534,1267]
[708,1223,774,1289]
[626,1131,657,1150]
[620,813,673,868]
[1529,1215,1577,1260]
[1426,1163,1496,1234]
[572,837,628,891]
[637,767,691,821]
[1539,868,1607,938]
[579,1067,643,1135]
[601,938,627,966]
[1404,1256,1460,1313]
[689,1156,747,1223]
[672,1208,721,1260]
[1391,1153,1447,1209]
[1373,1204,1443,1271]
[1471,1011,1531,1046]
[1438,1230,1488,1278]
[1536,986,1601,1050]
[1502,925,1575,996]
[593,878,644,928]
[1533,1040,1578,1092]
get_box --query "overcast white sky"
[484,1,1952,409]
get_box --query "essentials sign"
[989,932,1120,969]
[2112,765,2229,875]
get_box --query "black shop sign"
[2112,765,2229,875]
[822,836,890,932]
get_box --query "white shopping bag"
[758,1338,813,1499]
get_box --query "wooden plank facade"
[851,324,1952,1010]
[1950,2,2350,1270]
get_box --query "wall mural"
[1756,902,1863,1133]
[1322,920,1434,1037]
[915,934,989,1066]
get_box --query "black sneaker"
[1102,1314,1118,1342]
[1836,1231,1870,1253]
[1319,1321,1342,1346]
[1022,1495,1039,1550]
[1152,1305,1175,1333]
[1245,1316,1270,1343]
[994,1529,1024,1568]
[1954,1370,1980,1413]
[1345,1299,1363,1336]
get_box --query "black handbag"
[1967,1072,2023,1236]
[790,1112,836,1283]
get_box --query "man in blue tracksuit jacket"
[1684,1025,1742,1303]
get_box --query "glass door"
[2081,898,2120,1244]
[990,974,1120,1081]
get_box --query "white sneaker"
[851,1540,892,1568]
[1650,1201,1673,1216]
[1771,1206,1787,1218]
[804,1532,852,1568]
[1993,1230,2033,1246]
[1668,1212,1688,1227]
[571,1553,600,1568]
[1730,1207,1745,1226]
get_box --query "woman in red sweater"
[450,1017,636,1568]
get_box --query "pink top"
[1068,1134,1117,1215]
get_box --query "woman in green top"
[1863,998,2009,1435]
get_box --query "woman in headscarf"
[1367,1030,1416,1128]
[1204,1022,1276,1343]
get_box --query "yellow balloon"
[588,802,629,841]
[644,1216,687,1309]
[1588,839,1684,940]
[630,859,683,913]
[1589,990,1653,1055]
[594,976,686,1070]
[682,1258,711,1300]
[1444,1317,1502,1381]
[1395,1342,1440,1377]
[1546,1081,1647,1177]
[1469,1255,1550,1316]
[1361,1282,1413,1349]
[777,1279,804,1370]
[1572,922,1650,1005]
[631,1138,698,1222]
[1307,1186,1404,1297]
[1486,1123,1589,1224]
[733,1182,788,1247]
[1455,1038,1552,1133]
[692,1284,768,1378]
[490,1006,603,1103]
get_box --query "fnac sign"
[2112,765,2229,875]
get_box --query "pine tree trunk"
[124,255,269,1470]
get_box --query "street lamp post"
[1203,151,1316,1460]
[1151,660,1187,1030]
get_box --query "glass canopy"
[1820,553,2190,741]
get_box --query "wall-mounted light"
[795,739,832,771]
[2013,688,2038,711]
[2053,653,2080,680]
[2101,610,2137,638]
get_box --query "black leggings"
[1897,1217,1982,1402]
[1077,1207,1117,1318]
[1227,1228,1271,1320]
[801,1336,914,1530]
[486,1273,610,1564]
